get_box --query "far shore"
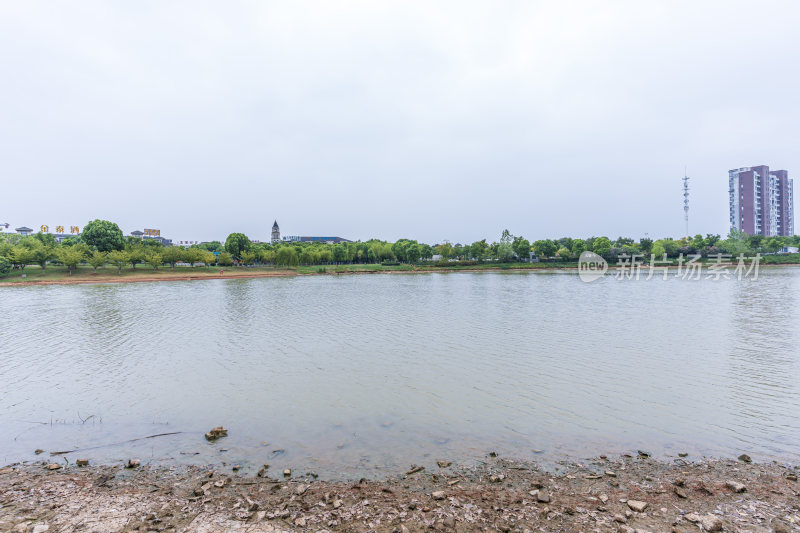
[2,258,799,287]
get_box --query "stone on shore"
[700,514,723,531]
[45,463,61,470]
[431,490,446,500]
[725,480,746,493]
[627,500,648,512]
[738,454,752,463]
[126,459,140,469]
[76,459,89,467]
[437,460,451,468]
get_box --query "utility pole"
[683,168,690,238]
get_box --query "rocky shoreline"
[2,455,798,532]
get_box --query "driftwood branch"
[50,432,182,455]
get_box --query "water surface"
[1,270,799,477]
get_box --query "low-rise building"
[130,229,173,246]
[282,236,352,244]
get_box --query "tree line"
[1,219,798,277]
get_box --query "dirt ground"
[1,455,798,532]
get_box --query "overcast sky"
[1,1,798,244]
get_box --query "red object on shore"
[220,270,224,275]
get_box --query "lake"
[1,269,799,478]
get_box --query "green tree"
[532,239,557,259]
[745,234,764,252]
[437,243,454,260]
[145,252,163,270]
[126,244,146,269]
[571,239,586,257]
[240,250,256,266]
[87,251,107,273]
[555,247,572,258]
[764,238,782,253]
[0,256,11,276]
[57,246,86,275]
[639,238,653,254]
[470,240,488,262]
[107,250,129,274]
[258,249,275,264]
[34,232,58,247]
[419,244,433,260]
[31,242,55,270]
[592,237,612,257]
[183,247,203,267]
[406,243,421,262]
[651,242,666,259]
[200,250,216,267]
[82,220,125,252]
[217,251,234,266]
[161,246,184,269]
[512,236,531,260]
[275,246,298,267]
[199,241,223,252]
[497,242,514,262]
[224,233,251,260]
[10,245,36,271]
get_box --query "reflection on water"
[1,269,799,478]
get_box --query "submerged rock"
[738,453,752,463]
[204,427,228,441]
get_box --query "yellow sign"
[144,228,161,237]
[39,225,80,234]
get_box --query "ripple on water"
[1,270,799,476]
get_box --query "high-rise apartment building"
[729,165,794,236]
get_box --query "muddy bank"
[2,456,798,532]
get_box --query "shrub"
[0,256,11,276]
